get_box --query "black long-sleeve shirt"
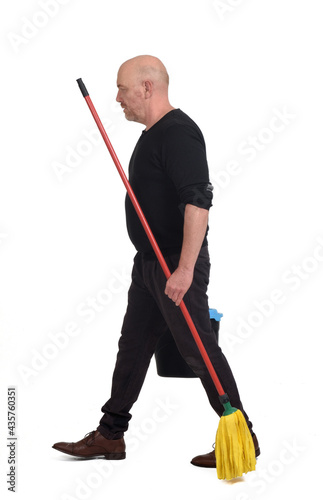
[125,109,213,254]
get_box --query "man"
[53,55,260,467]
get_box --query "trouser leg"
[97,254,169,439]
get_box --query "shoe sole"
[191,462,216,468]
[52,446,126,460]
[104,452,126,460]
[191,449,260,468]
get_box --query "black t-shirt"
[125,109,213,254]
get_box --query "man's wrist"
[177,260,195,273]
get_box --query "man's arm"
[164,203,209,306]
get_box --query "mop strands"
[215,395,256,480]
[76,78,257,480]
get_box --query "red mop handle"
[76,78,225,397]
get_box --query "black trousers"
[97,246,253,439]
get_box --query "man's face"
[116,65,145,124]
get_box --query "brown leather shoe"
[52,430,126,460]
[191,433,260,468]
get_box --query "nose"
[116,90,122,103]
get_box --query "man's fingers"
[165,285,184,306]
[165,287,176,301]
[164,281,177,297]
[175,294,183,306]
[165,268,193,305]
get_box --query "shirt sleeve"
[162,123,213,210]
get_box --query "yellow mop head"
[215,405,256,480]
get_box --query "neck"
[144,104,176,130]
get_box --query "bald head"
[118,55,169,89]
[116,55,174,129]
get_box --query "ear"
[143,80,153,98]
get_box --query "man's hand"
[165,267,194,306]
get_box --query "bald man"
[53,56,260,468]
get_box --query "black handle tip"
[76,78,89,97]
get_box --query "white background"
[1,1,322,499]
